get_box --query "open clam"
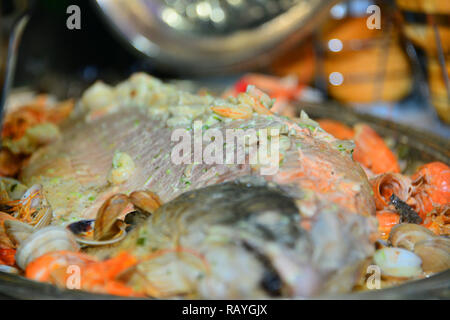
[67,194,129,246]
[414,238,450,274]
[388,223,437,251]
[67,219,127,246]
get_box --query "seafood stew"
[0,73,448,299]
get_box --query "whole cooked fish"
[111,178,375,298]
[18,73,377,297]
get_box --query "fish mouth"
[241,240,284,297]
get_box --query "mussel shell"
[15,226,79,270]
[414,238,450,274]
[389,223,436,251]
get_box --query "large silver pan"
[0,100,448,299]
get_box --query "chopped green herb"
[136,238,146,246]
[145,176,153,185]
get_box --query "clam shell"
[15,226,79,270]
[0,265,19,274]
[414,238,450,274]
[389,223,436,251]
[129,190,162,214]
[67,219,127,246]
[374,247,423,278]
[94,194,129,241]
[4,219,33,246]
[33,205,53,230]
[0,177,28,201]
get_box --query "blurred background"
[1,0,449,137]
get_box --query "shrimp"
[1,97,74,154]
[423,204,449,236]
[370,162,450,236]
[411,162,450,220]
[317,119,355,140]
[317,121,400,175]
[25,250,140,296]
[2,184,52,228]
[376,210,400,240]
[353,124,401,174]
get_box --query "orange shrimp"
[26,250,140,297]
[423,204,449,236]
[376,210,400,240]
[2,105,46,140]
[317,121,400,175]
[3,189,41,226]
[317,119,355,140]
[26,250,96,282]
[411,162,450,220]
[2,98,74,142]
[353,124,401,174]
[46,99,74,124]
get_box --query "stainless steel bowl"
[92,0,334,75]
